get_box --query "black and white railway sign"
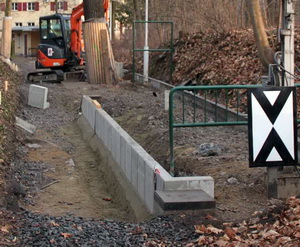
[248,87,298,167]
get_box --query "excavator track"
[27,70,65,83]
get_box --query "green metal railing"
[168,84,300,176]
[132,20,174,82]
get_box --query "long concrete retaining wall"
[134,73,247,121]
[81,95,214,214]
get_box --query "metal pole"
[143,0,149,83]
[109,0,113,40]
[282,0,295,86]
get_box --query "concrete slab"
[278,175,300,199]
[28,84,50,109]
[155,190,215,211]
[15,116,36,134]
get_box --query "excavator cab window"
[41,19,63,40]
[65,19,71,45]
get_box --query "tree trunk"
[1,0,12,58]
[5,0,11,16]
[246,0,274,72]
[83,0,105,20]
[82,0,117,84]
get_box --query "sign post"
[248,0,298,199]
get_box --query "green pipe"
[132,21,135,82]
[169,90,175,176]
[173,121,248,128]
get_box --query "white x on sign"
[248,87,298,167]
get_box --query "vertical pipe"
[193,90,196,123]
[132,21,135,82]
[109,0,112,40]
[169,89,175,176]
[282,0,295,86]
[225,89,229,122]
[170,22,174,82]
[215,90,218,122]
[182,91,185,123]
[204,90,207,122]
[143,0,149,83]
[237,90,240,122]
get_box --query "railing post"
[169,88,175,176]
[132,21,136,82]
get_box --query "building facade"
[0,0,81,56]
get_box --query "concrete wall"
[81,95,214,214]
[134,73,248,122]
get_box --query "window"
[15,22,22,27]
[28,22,35,27]
[12,3,17,11]
[27,2,35,11]
[41,19,63,40]
[57,2,63,10]
[50,1,67,11]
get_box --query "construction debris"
[15,117,36,134]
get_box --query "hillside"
[149,29,300,85]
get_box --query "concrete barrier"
[134,73,247,121]
[28,84,50,109]
[81,95,215,214]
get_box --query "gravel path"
[12,212,197,247]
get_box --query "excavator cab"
[36,14,70,70]
[27,2,85,83]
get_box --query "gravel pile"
[11,212,197,246]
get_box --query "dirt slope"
[149,29,300,85]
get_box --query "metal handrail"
[132,20,174,82]
[168,84,300,176]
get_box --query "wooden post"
[1,17,12,58]
[4,81,8,92]
[83,19,117,84]
[1,0,12,58]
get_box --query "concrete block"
[15,117,36,134]
[145,164,155,213]
[115,62,124,78]
[125,144,132,181]
[120,136,126,173]
[114,129,121,164]
[107,125,112,152]
[155,190,215,211]
[137,156,146,199]
[131,148,138,188]
[163,177,214,198]
[278,176,300,199]
[95,110,105,139]
[102,118,108,147]
[28,84,50,109]
[81,96,89,117]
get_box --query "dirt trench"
[11,57,149,222]
[12,57,269,225]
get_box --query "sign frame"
[248,87,298,168]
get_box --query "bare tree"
[1,0,12,58]
[246,0,274,72]
[83,0,105,20]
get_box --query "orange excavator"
[27,1,109,83]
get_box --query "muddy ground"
[11,57,268,225]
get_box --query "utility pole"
[1,0,12,58]
[281,0,295,86]
[143,0,149,83]
[55,0,58,13]
[267,0,296,199]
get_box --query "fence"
[168,84,300,176]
